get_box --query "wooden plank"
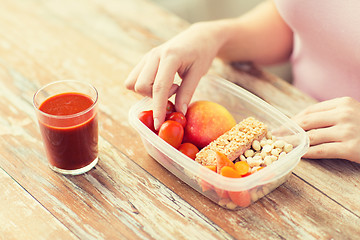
[0,168,78,240]
[100,117,360,240]
[0,53,233,240]
[0,1,233,237]
[0,0,358,239]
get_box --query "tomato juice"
[38,92,98,171]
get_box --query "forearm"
[197,0,293,65]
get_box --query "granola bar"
[195,117,267,166]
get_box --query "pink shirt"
[274,0,360,101]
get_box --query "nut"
[266,131,273,139]
[263,156,273,166]
[244,149,255,158]
[226,201,238,210]
[260,139,267,147]
[284,143,293,153]
[278,152,287,159]
[262,144,273,153]
[218,198,231,207]
[252,140,261,151]
[271,148,282,157]
[274,140,285,148]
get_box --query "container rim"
[129,74,309,191]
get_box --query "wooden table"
[0,0,359,239]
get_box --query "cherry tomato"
[215,188,230,199]
[158,120,184,148]
[166,112,187,128]
[166,100,175,115]
[228,190,251,207]
[178,142,199,160]
[138,110,155,132]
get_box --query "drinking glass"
[33,80,98,175]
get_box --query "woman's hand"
[292,97,360,163]
[125,22,226,130]
[125,1,293,130]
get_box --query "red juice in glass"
[33,81,98,175]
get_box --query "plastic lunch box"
[129,74,309,210]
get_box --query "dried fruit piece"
[220,166,242,178]
[215,151,234,173]
[234,161,250,176]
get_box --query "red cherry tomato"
[138,110,155,132]
[158,120,184,148]
[166,112,187,128]
[166,100,175,115]
[178,142,199,160]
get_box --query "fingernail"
[181,104,187,115]
[154,118,160,131]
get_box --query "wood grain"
[0,168,78,240]
[0,47,232,240]
[0,0,358,239]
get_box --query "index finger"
[152,56,180,130]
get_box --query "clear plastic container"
[129,75,309,210]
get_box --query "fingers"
[134,55,160,97]
[293,110,337,131]
[295,98,341,117]
[168,84,179,98]
[125,52,162,97]
[125,51,181,130]
[303,142,345,159]
[295,97,357,118]
[125,56,147,91]
[174,67,202,115]
[152,56,180,130]
[306,126,338,146]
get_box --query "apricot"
[184,101,236,149]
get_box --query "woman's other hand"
[293,97,360,163]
